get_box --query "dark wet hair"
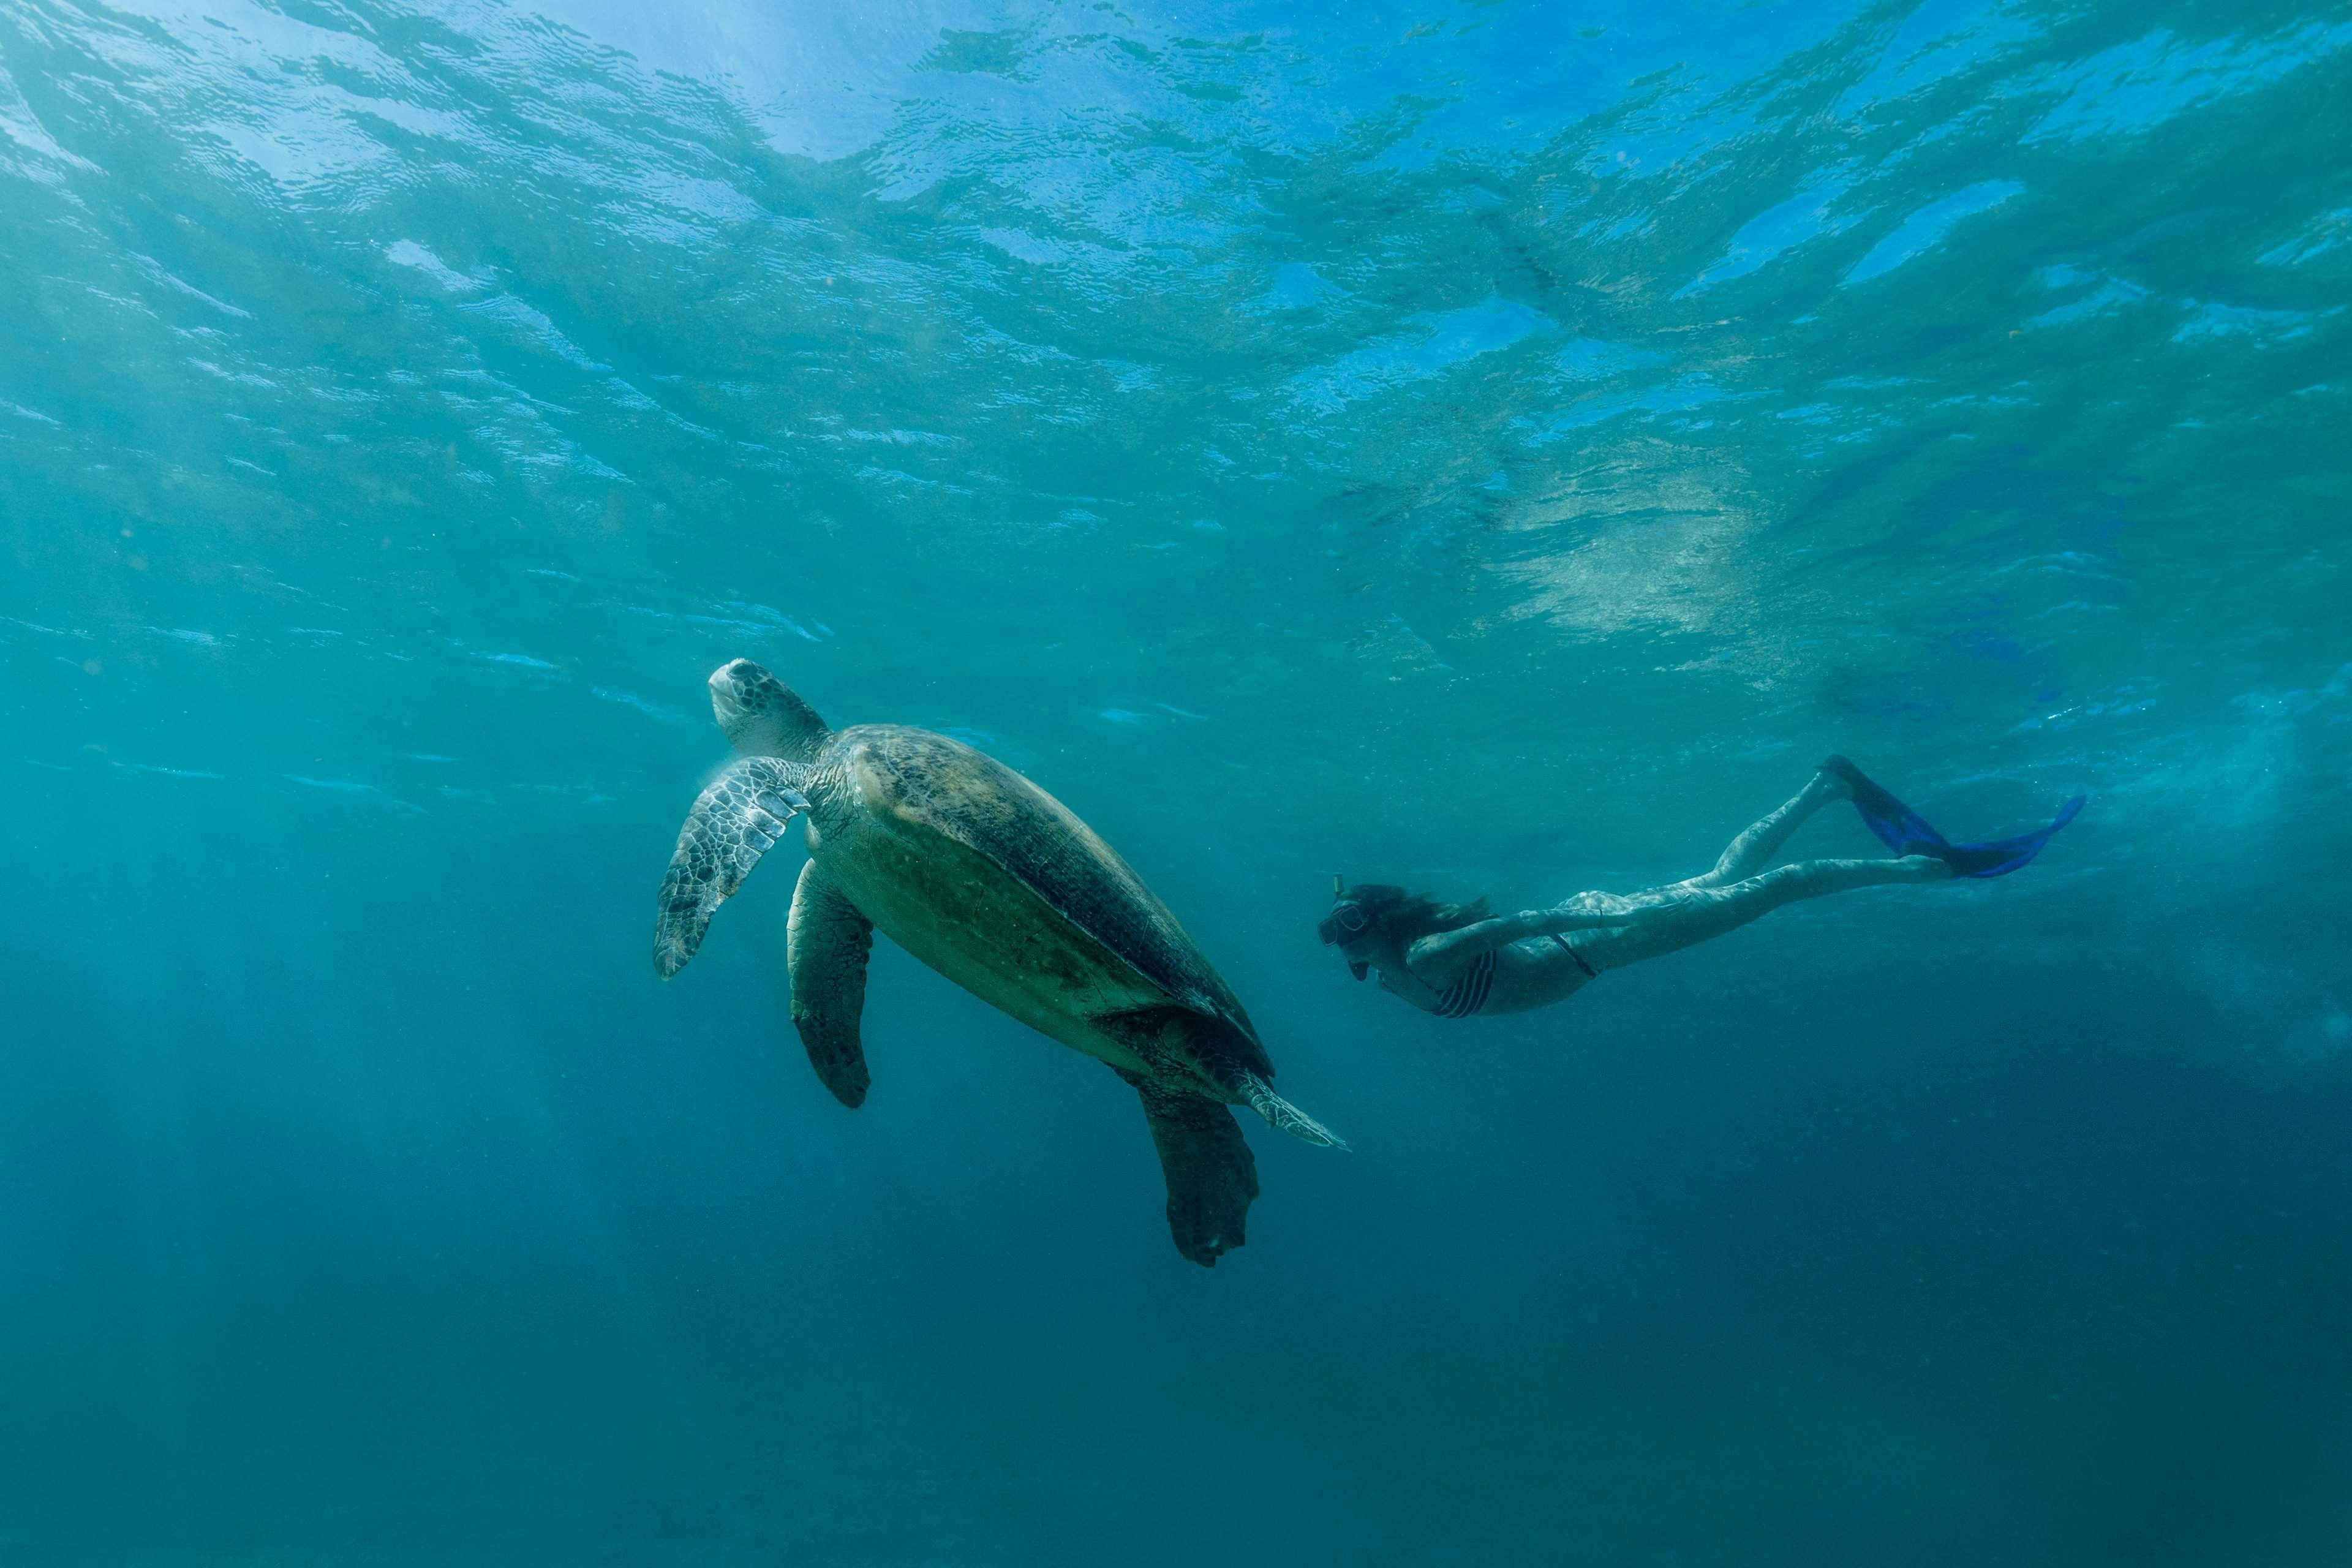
[1322,883,1490,948]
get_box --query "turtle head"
[709,658,832,763]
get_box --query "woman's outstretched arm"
[1404,892,1653,979]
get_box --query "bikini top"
[1427,934,1597,1019]
[1432,948,1497,1019]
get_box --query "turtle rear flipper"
[654,756,809,978]
[787,859,874,1108]
[1118,1070,1259,1267]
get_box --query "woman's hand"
[1501,891,1634,938]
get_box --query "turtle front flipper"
[654,756,810,978]
[786,860,874,1108]
[1117,1069,1259,1267]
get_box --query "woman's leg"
[1577,854,1948,972]
[1675,770,1848,891]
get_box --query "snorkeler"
[1319,757,2082,1020]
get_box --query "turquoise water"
[5,0,2350,1561]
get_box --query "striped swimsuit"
[1431,934,1597,1019]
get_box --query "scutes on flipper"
[654,756,811,978]
[1235,1069,1348,1150]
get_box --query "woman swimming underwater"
[1320,757,2082,1020]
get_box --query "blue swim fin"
[1820,756,2082,879]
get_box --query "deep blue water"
[4,1,2351,1562]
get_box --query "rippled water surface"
[5,1,2350,1562]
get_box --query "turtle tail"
[1098,1009,1348,1152]
[1234,1069,1349,1151]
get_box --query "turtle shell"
[834,725,1272,1079]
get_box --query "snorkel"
[1318,875,1374,981]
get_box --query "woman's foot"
[1896,853,1956,881]
[1823,755,2082,878]
[1812,756,1858,802]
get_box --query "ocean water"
[4,0,2350,1561]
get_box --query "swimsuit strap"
[1434,947,1497,1019]
[1550,933,1598,979]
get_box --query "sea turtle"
[654,658,1342,1266]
